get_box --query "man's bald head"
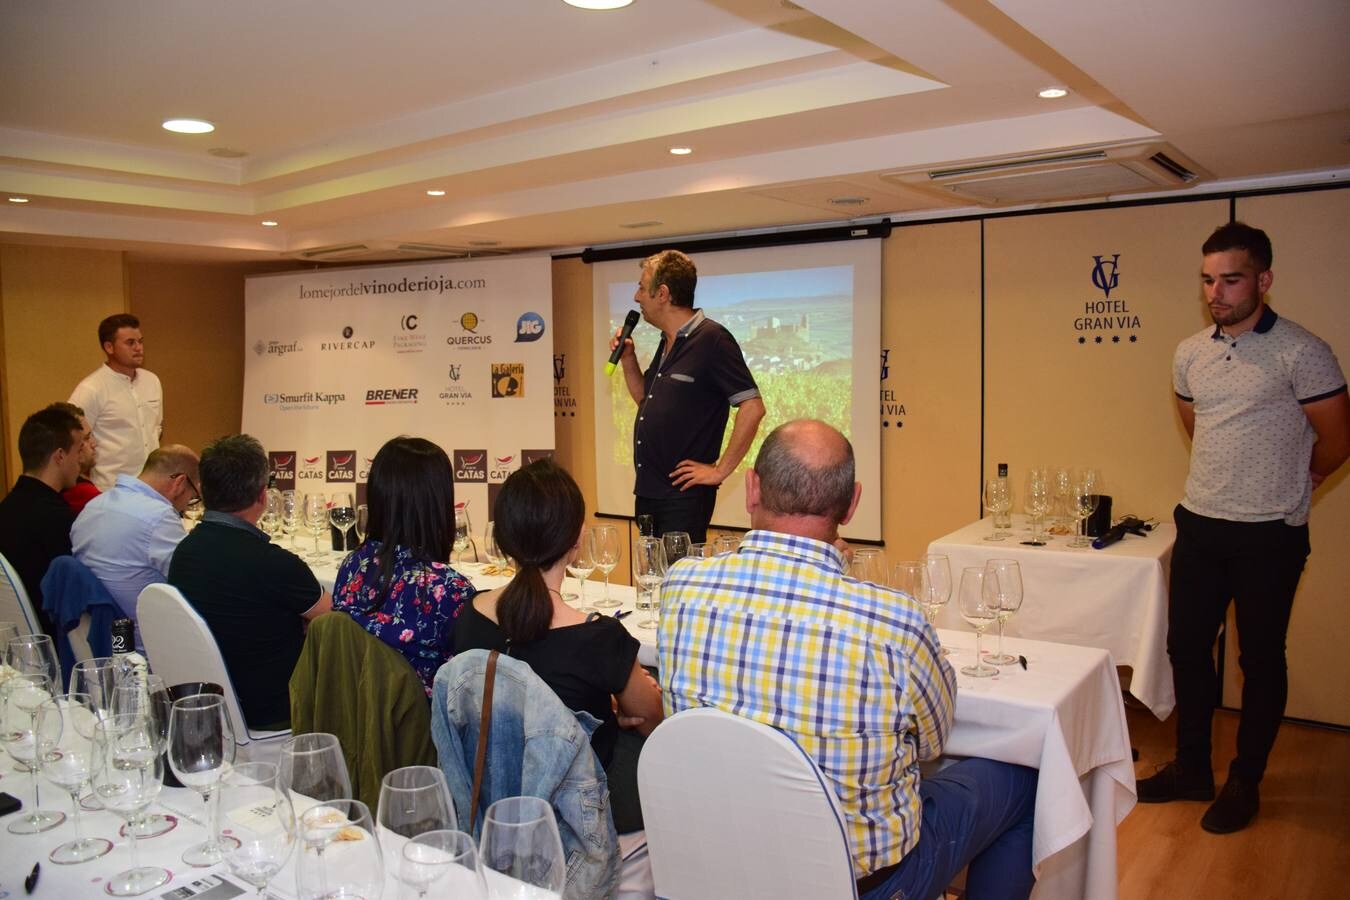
[753,420,856,523]
[140,444,201,514]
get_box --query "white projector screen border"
[591,239,882,540]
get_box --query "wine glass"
[219,762,297,896]
[591,525,621,609]
[890,560,925,600]
[168,693,239,866]
[183,495,204,529]
[1051,466,1074,531]
[401,830,487,899]
[303,493,330,562]
[296,798,383,900]
[454,504,474,566]
[635,514,655,538]
[355,504,370,545]
[70,657,117,811]
[39,693,113,863]
[983,559,1024,666]
[259,488,284,539]
[112,674,176,839]
[686,542,712,559]
[957,567,998,678]
[922,554,953,657]
[3,673,65,834]
[1070,469,1102,548]
[483,521,507,573]
[714,534,740,555]
[983,479,1012,541]
[376,765,456,866]
[566,528,597,612]
[91,714,170,896]
[278,732,353,805]
[478,796,566,897]
[330,491,357,554]
[8,633,60,688]
[662,531,691,566]
[848,547,886,584]
[632,536,667,630]
[1023,468,1051,547]
[281,489,301,549]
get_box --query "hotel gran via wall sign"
[1075,253,1143,346]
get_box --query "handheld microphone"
[605,310,641,375]
[1091,516,1151,550]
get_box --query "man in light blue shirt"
[72,444,200,632]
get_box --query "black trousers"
[634,491,717,545]
[1168,504,1310,782]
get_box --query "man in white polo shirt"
[1140,222,1350,833]
[69,313,163,489]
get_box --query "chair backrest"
[0,550,42,634]
[637,706,859,900]
[68,614,94,663]
[137,583,255,747]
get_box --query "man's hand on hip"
[670,459,724,490]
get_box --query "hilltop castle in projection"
[743,314,823,373]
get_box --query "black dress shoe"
[1201,777,1259,833]
[1137,760,1215,803]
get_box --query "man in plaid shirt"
[659,420,1037,899]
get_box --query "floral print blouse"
[332,541,475,695]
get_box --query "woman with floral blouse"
[332,436,475,694]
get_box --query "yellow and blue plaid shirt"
[657,530,956,876]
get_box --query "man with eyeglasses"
[72,444,200,645]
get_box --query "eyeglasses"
[178,473,202,507]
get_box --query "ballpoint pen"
[25,861,40,894]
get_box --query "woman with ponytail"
[455,459,662,833]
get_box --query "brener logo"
[321,325,375,352]
[491,362,524,398]
[268,452,296,487]
[365,387,419,405]
[254,339,301,358]
[447,311,492,348]
[453,450,488,483]
[326,450,357,482]
[515,312,545,343]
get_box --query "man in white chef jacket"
[69,313,163,490]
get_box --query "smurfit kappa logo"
[267,452,296,488]
[326,450,357,482]
[453,450,488,483]
[515,311,545,342]
[1091,254,1121,298]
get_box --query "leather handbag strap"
[468,649,499,831]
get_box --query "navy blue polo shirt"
[633,310,760,500]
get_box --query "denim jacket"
[432,650,619,899]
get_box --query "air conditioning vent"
[295,243,372,261]
[883,142,1210,206]
[286,241,509,263]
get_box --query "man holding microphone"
[609,249,765,544]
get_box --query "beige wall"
[125,261,254,453]
[0,244,127,485]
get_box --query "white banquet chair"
[637,706,858,900]
[0,550,43,635]
[137,583,290,764]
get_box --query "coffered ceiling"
[1,0,1347,262]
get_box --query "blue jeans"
[861,758,1038,900]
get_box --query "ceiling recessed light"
[669,146,693,156]
[261,220,279,227]
[162,118,216,134]
[426,189,446,197]
[8,197,30,204]
[1037,87,1069,99]
[563,0,633,9]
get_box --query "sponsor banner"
[243,258,554,509]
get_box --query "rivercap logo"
[553,354,565,383]
[268,451,296,487]
[1091,254,1120,299]
[491,362,524,398]
[515,311,545,342]
[326,450,356,482]
[453,450,487,483]
[460,312,479,334]
[342,325,355,339]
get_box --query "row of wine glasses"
[957,560,1024,678]
[984,467,1103,547]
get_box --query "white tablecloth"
[929,514,1176,719]
[937,629,1135,900]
